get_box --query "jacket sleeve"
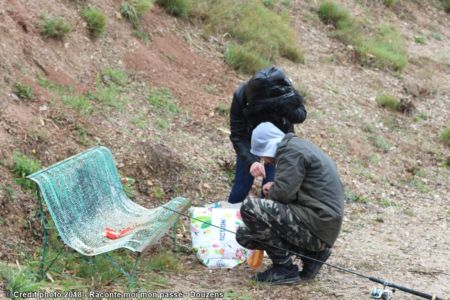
[283,91,307,124]
[229,88,259,169]
[268,145,305,204]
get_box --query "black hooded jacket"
[229,83,307,169]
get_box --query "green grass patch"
[148,87,179,114]
[383,0,398,7]
[156,0,191,17]
[225,290,254,300]
[147,87,178,130]
[317,1,361,45]
[378,198,397,207]
[132,114,148,128]
[145,250,180,272]
[414,35,426,45]
[101,68,128,86]
[376,94,401,111]
[413,113,428,123]
[39,15,71,40]
[345,191,369,204]
[368,134,392,153]
[317,1,351,27]
[120,0,152,42]
[37,75,93,115]
[88,70,129,109]
[439,126,450,146]
[89,85,123,108]
[225,43,271,74]
[156,118,170,129]
[191,0,303,74]
[61,95,93,115]
[121,0,153,23]
[443,0,450,12]
[317,3,407,71]
[357,25,407,71]
[409,178,431,193]
[151,185,165,200]
[74,125,90,146]
[215,103,230,117]
[0,263,43,299]
[82,7,107,38]
[11,151,42,191]
[37,75,73,95]
[13,82,35,101]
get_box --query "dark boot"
[299,248,331,280]
[251,264,301,285]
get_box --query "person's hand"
[250,162,266,178]
[262,182,274,198]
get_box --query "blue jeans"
[228,157,275,204]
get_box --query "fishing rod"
[161,205,446,300]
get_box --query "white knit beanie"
[251,122,285,158]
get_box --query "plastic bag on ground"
[190,201,252,269]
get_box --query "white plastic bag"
[189,202,252,269]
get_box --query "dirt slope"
[0,0,449,299]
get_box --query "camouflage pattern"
[236,197,327,265]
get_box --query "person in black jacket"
[228,67,307,204]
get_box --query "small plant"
[120,0,152,30]
[414,35,426,45]
[132,114,147,128]
[215,103,230,117]
[82,7,107,38]
[156,118,170,129]
[413,113,428,123]
[317,1,351,27]
[61,95,93,115]
[409,177,430,193]
[74,125,89,146]
[376,94,400,111]
[152,186,165,200]
[40,15,71,40]
[13,83,35,100]
[11,151,42,191]
[383,0,398,7]
[148,87,178,114]
[317,2,360,45]
[439,126,450,146]
[345,191,369,204]
[368,135,392,153]
[156,0,191,17]
[379,198,397,207]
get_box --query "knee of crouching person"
[240,198,254,223]
[235,225,249,248]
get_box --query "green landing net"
[27,146,189,256]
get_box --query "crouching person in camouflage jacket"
[236,122,344,285]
